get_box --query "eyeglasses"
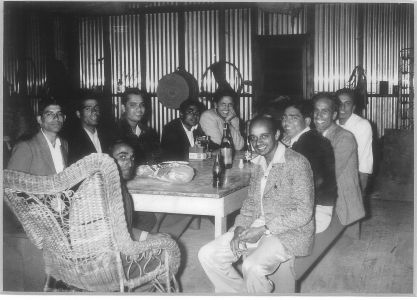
[117,154,135,163]
[185,109,200,116]
[248,133,273,143]
[43,111,65,120]
[82,105,100,113]
[282,114,302,122]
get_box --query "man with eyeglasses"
[7,98,68,176]
[66,90,113,164]
[198,115,314,293]
[281,100,337,233]
[161,98,213,161]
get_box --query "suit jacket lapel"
[263,163,285,195]
[35,131,56,173]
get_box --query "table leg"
[214,215,227,238]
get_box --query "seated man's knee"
[198,242,216,265]
[242,257,264,277]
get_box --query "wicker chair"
[3,153,181,292]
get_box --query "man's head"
[213,87,238,119]
[110,140,136,180]
[282,100,313,138]
[179,98,205,130]
[121,88,150,125]
[249,115,280,161]
[37,99,65,134]
[336,88,356,125]
[76,90,101,130]
[312,92,338,133]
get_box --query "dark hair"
[121,88,150,106]
[179,98,206,114]
[335,88,356,105]
[249,114,282,135]
[38,98,63,116]
[109,138,135,156]
[284,100,314,119]
[311,92,339,112]
[75,89,102,111]
[212,87,238,104]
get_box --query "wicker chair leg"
[43,274,54,292]
[165,252,171,293]
[171,275,180,292]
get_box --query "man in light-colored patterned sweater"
[198,115,314,293]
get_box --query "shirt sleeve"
[357,120,373,174]
[199,110,222,146]
[229,117,244,150]
[7,141,32,173]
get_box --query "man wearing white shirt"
[198,115,314,293]
[66,91,113,164]
[8,99,68,176]
[336,88,373,194]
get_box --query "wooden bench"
[270,213,346,293]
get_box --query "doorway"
[254,34,313,105]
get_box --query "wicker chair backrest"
[3,154,132,291]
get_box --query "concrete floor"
[3,198,413,294]
[172,198,414,294]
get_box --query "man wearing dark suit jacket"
[281,100,337,233]
[312,92,365,227]
[115,88,161,165]
[161,98,212,161]
[8,99,68,175]
[66,91,113,164]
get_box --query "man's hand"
[239,226,265,244]
[230,226,245,258]
[224,106,237,123]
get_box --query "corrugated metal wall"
[145,12,179,134]
[79,17,104,90]
[5,3,413,139]
[225,8,253,122]
[314,4,359,93]
[185,9,220,108]
[363,3,413,136]
[257,5,307,35]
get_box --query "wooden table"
[127,156,251,238]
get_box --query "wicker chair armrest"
[121,236,181,274]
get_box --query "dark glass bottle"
[244,135,252,163]
[220,123,233,169]
[212,153,225,188]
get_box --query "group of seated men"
[6,86,373,293]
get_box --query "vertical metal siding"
[185,9,219,109]
[225,8,253,123]
[314,4,359,93]
[109,14,141,118]
[363,3,413,137]
[257,6,307,35]
[79,17,104,90]
[145,12,179,135]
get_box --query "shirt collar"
[83,127,98,137]
[251,141,286,169]
[181,121,198,132]
[290,126,310,146]
[41,129,61,148]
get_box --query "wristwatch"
[264,225,272,237]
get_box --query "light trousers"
[198,231,291,293]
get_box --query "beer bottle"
[212,153,225,188]
[220,123,233,169]
[244,135,252,163]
